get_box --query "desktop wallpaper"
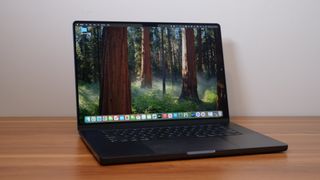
[74,23,224,122]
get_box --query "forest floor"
[78,78,217,116]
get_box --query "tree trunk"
[100,27,132,115]
[197,28,204,74]
[167,28,174,86]
[171,32,178,82]
[140,27,152,88]
[179,28,200,103]
[160,28,166,95]
[204,31,210,79]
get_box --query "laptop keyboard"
[102,124,242,143]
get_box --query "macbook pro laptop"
[73,21,287,165]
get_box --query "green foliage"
[202,89,217,103]
[131,82,197,114]
[78,82,99,116]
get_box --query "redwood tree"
[196,28,204,74]
[100,27,132,115]
[160,27,166,95]
[167,28,174,85]
[179,28,200,103]
[140,27,152,88]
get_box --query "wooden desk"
[0,117,319,180]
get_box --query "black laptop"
[73,21,287,165]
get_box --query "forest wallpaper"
[75,23,222,120]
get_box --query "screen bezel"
[73,21,230,129]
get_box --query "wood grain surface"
[0,117,319,180]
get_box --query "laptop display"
[73,22,228,124]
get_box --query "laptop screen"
[73,21,228,124]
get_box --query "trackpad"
[144,137,237,154]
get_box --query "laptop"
[73,21,288,165]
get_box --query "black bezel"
[72,21,230,129]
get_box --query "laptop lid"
[73,21,229,127]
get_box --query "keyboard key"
[102,124,241,143]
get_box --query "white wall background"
[0,0,319,117]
